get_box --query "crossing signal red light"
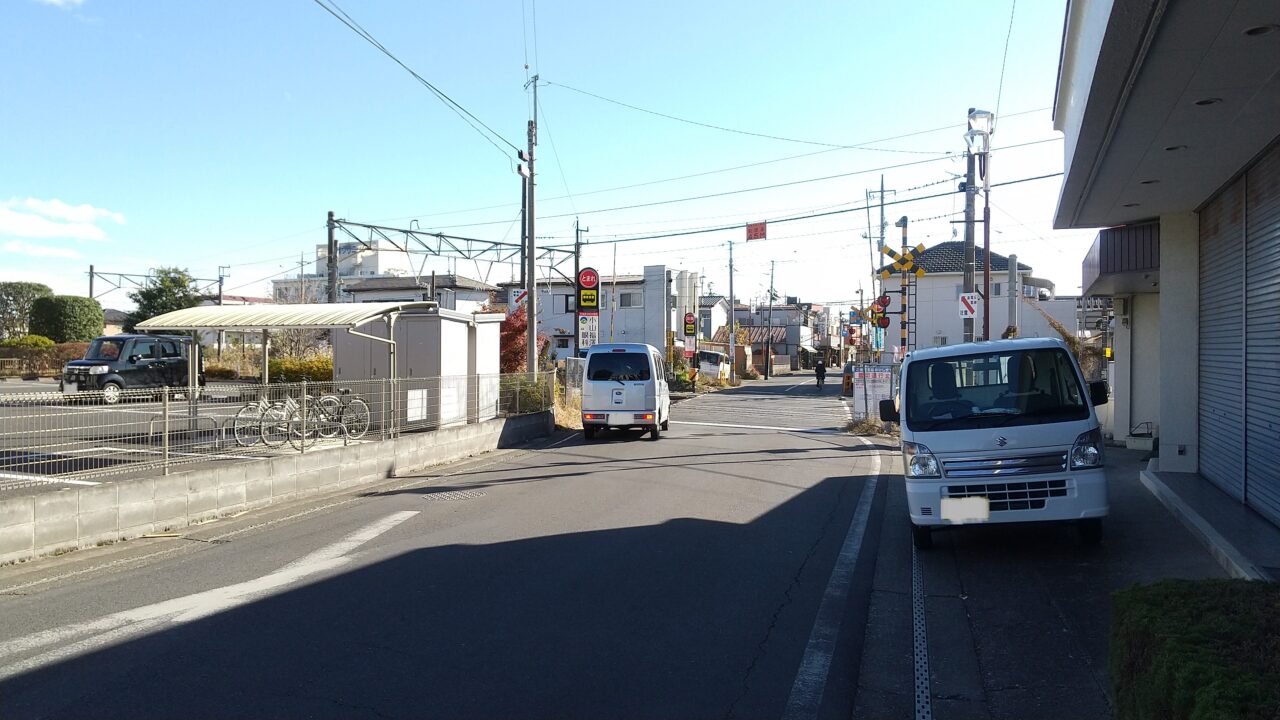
[876,316,891,329]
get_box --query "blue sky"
[1,0,1095,311]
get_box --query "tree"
[28,295,103,342]
[0,282,53,341]
[124,268,205,332]
[495,305,547,373]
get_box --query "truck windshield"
[904,348,1089,431]
[84,339,125,361]
[587,353,652,381]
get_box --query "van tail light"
[583,413,605,421]
[634,413,654,421]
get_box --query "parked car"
[61,334,205,404]
[581,343,671,440]
[879,337,1110,549]
[697,350,730,381]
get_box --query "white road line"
[783,380,814,392]
[0,510,418,679]
[669,420,843,434]
[782,436,881,720]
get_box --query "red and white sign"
[684,312,695,324]
[508,288,528,316]
[959,292,981,318]
[578,267,600,289]
[746,222,767,241]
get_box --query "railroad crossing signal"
[880,244,927,279]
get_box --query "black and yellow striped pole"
[880,221,925,358]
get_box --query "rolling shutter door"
[1245,147,1280,525]
[1198,178,1245,501]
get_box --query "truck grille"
[943,479,1070,512]
[941,452,1066,479]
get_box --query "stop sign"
[684,312,695,324]
[578,267,600,289]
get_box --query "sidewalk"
[1137,458,1280,581]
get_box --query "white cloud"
[15,198,125,225]
[36,0,86,7]
[0,197,125,242]
[0,208,107,241]
[1,240,83,260]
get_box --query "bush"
[500,374,552,415]
[204,363,239,381]
[267,355,333,383]
[0,334,54,351]
[28,296,103,343]
[740,365,760,380]
[1111,579,1280,720]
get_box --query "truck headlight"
[903,442,941,478]
[1070,428,1104,469]
[88,365,109,375]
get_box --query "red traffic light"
[877,295,892,309]
[876,316,891,329]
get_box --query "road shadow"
[0,475,881,720]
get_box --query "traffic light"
[876,316,891,329]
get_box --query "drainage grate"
[911,543,933,720]
[421,489,486,502]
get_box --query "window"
[160,341,182,358]
[933,336,948,346]
[619,291,642,308]
[904,348,1088,431]
[587,352,651,381]
[557,294,576,313]
[993,282,1002,296]
[555,337,570,349]
[132,339,159,360]
[85,338,125,361]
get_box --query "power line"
[538,99,577,215]
[425,137,1063,231]
[996,0,1018,119]
[312,0,519,159]
[552,172,1064,247]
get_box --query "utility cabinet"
[332,307,504,431]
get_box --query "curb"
[1137,461,1272,582]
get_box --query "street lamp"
[965,108,995,340]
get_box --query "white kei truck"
[879,338,1110,549]
[580,343,672,441]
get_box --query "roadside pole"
[728,240,736,384]
[896,216,909,359]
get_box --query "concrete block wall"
[0,412,552,566]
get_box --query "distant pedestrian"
[815,360,827,389]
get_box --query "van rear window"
[587,353,651,381]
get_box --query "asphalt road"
[0,376,1224,719]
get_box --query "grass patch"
[1111,578,1280,720]
[554,393,582,430]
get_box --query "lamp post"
[965,109,995,340]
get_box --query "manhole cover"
[422,489,486,502]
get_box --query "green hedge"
[1111,578,1280,720]
[28,295,103,342]
[267,356,333,382]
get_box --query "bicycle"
[314,388,371,440]
[231,397,273,447]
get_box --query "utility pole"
[1007,253,1019,337]
[216,266,229,360]
[574,218,587,356]
[524,75,539,375]
[765,260,775,380]
[326,210,337,303]
[982,156,993,342]
[896,216,909,358]
[728,240,736,384]
[962,112,978,343]
[88,264,94,299]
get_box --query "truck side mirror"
[879,399,899,423]
[1089,381,1109,406]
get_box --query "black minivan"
[62,334,205,404]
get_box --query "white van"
[697,350,730,381]
[879,338,1110,549]
[581,343,672,441]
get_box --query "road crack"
[722,478,853,720]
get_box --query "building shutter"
[1198,177,1245,501]
[1244,146,1280,525]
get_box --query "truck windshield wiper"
[922,410,1024,430]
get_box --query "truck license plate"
[62,382,78,394]
[941,496,990,524]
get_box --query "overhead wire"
[312,0,519,161]
[423,137,1063,231]
[996,0,1018,119]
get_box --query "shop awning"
[799,343,817,353]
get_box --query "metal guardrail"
[0,373,554,490]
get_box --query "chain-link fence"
[0,373,554,490]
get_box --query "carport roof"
[135,301,438,331]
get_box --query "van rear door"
[585,351,654,411]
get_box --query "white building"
[1054,0,1280,526]
[503,265,678,360]
[344,274,496,314]
[698,295,730,341]
[272,239,414,303]
[873,241,1075,359]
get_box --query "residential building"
[733,300,819,369]
[698,295,730,341]
[103,309,127,336]
[500,265,677,360]
[873,241,1075,359]
[271,239,414,303]
[1054,0,1280,526]
[344,274,496,313]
